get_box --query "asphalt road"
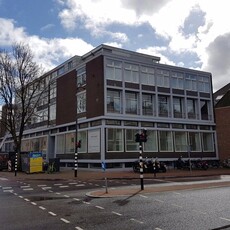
[0,174,230,230]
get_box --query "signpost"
[102,161,108,193]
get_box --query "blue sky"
[0,0,230,92]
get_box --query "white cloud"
[0,18,93,70]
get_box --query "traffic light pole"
[139,142,144,190]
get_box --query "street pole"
[139,142,144,190]
[14,152,17,176]
[74,118,78,177]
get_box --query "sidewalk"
[1,168,230,197]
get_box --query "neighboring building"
[214,85,230,161]
[0,45,218,169]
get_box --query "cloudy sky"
[0,0,230,92]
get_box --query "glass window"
[77,91,86,113]
[142,94,154,116]
[126,129,139,151]
[56,134,65,154]
[49,104,56,121]
[173,97,184,118]
[200,100,210,120]
[144,130,158,152]
[174,131,187,151]
[124,63,139,83]
[187,98,197,119]
[77,67,86,87]
[159,131,173,151]
[78,131,87,153]
[198,76,210,93]
[107,128,123,152]
[188,132,201,151]
[185,73,197,91]
[125,92,139,115]
[202,133,214,152]
[107,89,122,113]
[140,66,155,85]
[65,133,75,153]
[106,59,122,81]
[158,95,169,117]
[156,69,169,87]
[172,72,184,89]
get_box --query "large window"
[56,134,65,154]
[202,132,214,152]
[200,100,210,120]
[77,67,86,87]
[144,130,158,152]
[158,95,170,117]
[156,69,169,88]
[198,76,210,93]
[142,94,154,116]
[174,132,187,151]
[65,133,75,153]
[78,131,87,153]
[172,72,184,89]
[77,91,86,113]
[187,98,197,119]
[124,63,139,83]
[107,89,122,113]
[140,66,155,85]
[188,132,201,151]
[49,104,56,121]
[126,129,139,151]
[159,131,173,151]
[173,97,184,118]
[106,59,122,81]
[107,128,123,152]
[185,73,197,91]
[125,92,139,115]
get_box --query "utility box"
[21,152,43,173]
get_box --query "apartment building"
[1,45,218,169]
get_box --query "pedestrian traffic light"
[76,140,81,148]
[140,129,147,142]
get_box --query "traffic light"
[76,140,81,148]
[140,129,147,143]
[135,130,147,143]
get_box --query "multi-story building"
[214,84,230,161]
[1,44,218,169]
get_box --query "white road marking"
[0,177,8,181]
[220,217,230,222]
[60,218,70,224]
[19,196,23,198]
[75,227,84,230]
[24,198,30,202]
[69,182,78,185]
[48,211,57,216]
[13,192,18,195]
[75,184,85,187]
[39,206,46,210]
[139,195,148,198]
[2,187,12,190]
[23,188,34,191]
[155,228,163,230]
[54,183,63,186]
[20,185,30,188]
[83,201,90,205]
[48,190,53,193]
[95,206,104,210]
[64,195,70,198]
[42,187,52,190]
[31,202,37,206]
[130,218,144,224]
[56,192,61,195]
[112,211,122,216]
[173,192,182,195]
[59,185,69,188]
[37,184,47,187]
[73,198,80,201]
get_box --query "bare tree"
[0,43,45,154]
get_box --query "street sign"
[101,162,106,171]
